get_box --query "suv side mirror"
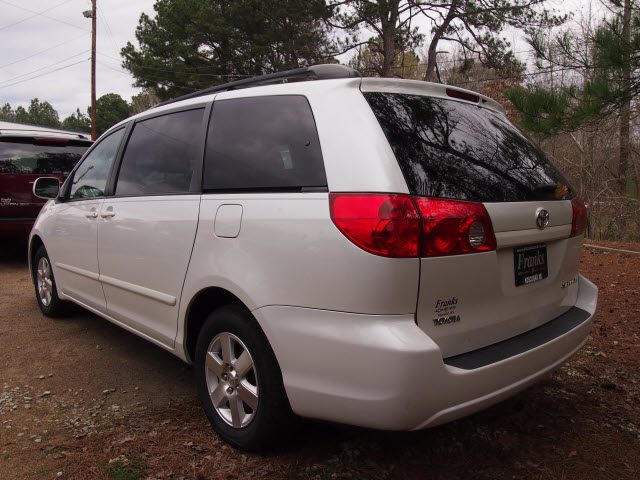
[33,177,60,199]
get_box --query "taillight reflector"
[570,196,587,237]
[329,194,497,258]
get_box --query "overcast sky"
[0,0,156,119]
[0,0,589,121]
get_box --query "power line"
[0,0,90,32]
[0,50,90,87]
[0,58,88,90]
[0,32,89,70]
[0,0,75,32]
[96,60,203,93]
[449,65,600,86]
[99,54,254,78]
[386,59,601,86]
[97,4,121,57]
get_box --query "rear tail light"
[329,194,496,258]
[413,197,496,256]
[329,194,421,257]
[570,196,587,237]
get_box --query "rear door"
[0,137,89,227]
[364,91,583,357]
[97,106,207,348]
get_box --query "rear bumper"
[253,274,597,430]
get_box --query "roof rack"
[0,120,89,140]
[153,64,361,108]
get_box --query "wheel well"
[29,235,44,281]
[185,287,247,362]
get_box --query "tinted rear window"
[0,137,90,175]
[204,95,326,191]
[364,92,573,202]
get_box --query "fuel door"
[214,204,243,238]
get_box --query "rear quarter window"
[204,95,326,191]
[364,92,573,202]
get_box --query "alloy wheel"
[36,257,53,307]
[204,332,259,428]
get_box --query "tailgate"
[0,173,46,220]
[417,200,582,357]
[361,89,586,358]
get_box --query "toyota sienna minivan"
[28,64,597,450]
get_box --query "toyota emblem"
[536,209,550,229]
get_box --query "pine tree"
[121,0,336,101]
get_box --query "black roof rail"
[153,64,361,108]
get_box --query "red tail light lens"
[413,198,496,257]
[329,194,421,257]
[329,194,497,258]
[570,196,587,237]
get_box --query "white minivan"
[29,64,597,450]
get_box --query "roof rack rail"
[0,128,90,141]
[153,64,361,108]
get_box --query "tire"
[194,305,291,451]
[32,246,67,317]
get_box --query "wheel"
[33,246,67,317]
[194,305,291,451]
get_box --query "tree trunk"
[381,23,396,77]
[617,0,632,237]
[423,0,459,82]
[424,38,439,82]
[380,1,400,77]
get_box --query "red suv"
[0,121,92,237]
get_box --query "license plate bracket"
[514,243,548,286]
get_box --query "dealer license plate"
[514,243,548,286]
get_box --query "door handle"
[100,211,116,218]
[85,212,98,218]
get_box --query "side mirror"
[33,177,60,199]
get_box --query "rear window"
[0,137,90,175]
[364,92,573,202]
[204,95,326,192]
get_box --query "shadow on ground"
[0,237,28,266]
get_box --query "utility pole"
[83,0,97,140]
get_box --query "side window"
[115,108,204,196]
[204,95,326,191]
[69,128,125,199]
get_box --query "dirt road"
[1,239,638,479]
[0,241,194,479]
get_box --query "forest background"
[1,0,638,241]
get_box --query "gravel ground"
[0,239,638,479]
